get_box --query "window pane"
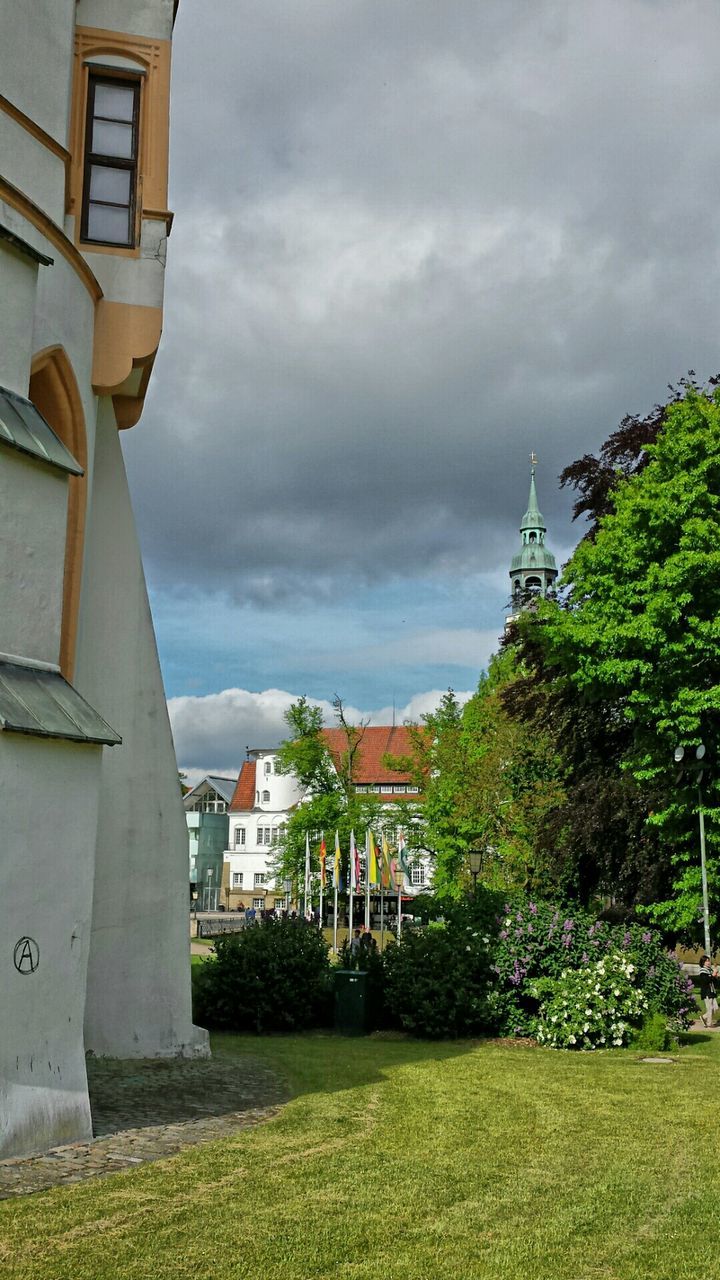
[89,164,131,205]
[87,202,131,244]
[92,119,133,159]
[94,83,135,122]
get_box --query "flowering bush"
[490,897,695,1038]
[533,953,648,1049]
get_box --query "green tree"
[389,658,564,900]
[272,696,385,896]
[538,385,720,935]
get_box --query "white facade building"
[1,0,206,1161]
[222,731,433,912]
[223,751,303,912]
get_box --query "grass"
[1,1031,720,1279]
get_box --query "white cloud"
[170,685,474,786]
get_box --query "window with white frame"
[262,789,270,802]
[264,760,272,774]
[234,827,245,847]
[411,865,426,886]
[232,872,243,888]
[254,873,266,886]
[257,826,272,845]
[355,785,368,793]
[393,785,407,794]
[253,897,264,910]
[407,786,419,794]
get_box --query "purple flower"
[622,932,632,948]
[516,928,524,937]
[561,935,572,948]
[588,923,596,937]
[641,931,652,943]
[499,930,508,940]
[563,920,574,933]
[527,923,534,934]
[529,902,538,915]
[581,952,589,964]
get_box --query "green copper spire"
[509,452,557,604]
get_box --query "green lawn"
[1,1032,719,1280]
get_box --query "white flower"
[482,936,489,944]
[583,1024,590,1032]
[465,945,471,952]
[505,918,512,927]
[568,1034,576,1044]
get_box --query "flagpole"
[380,883,385,951]
[364,830,370,931]
[303,830,310,918]
[397,870,402,941]
[348,830,354,947]
[333,830,340,954]
[319,830,324,930]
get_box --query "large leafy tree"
[273,696,388,894]
[390,656,564,899]
[537,384,720,934]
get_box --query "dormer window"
[81,74,140,247]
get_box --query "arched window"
[264,760,272,775]
[29,346,87,680]
[262,789,270,803]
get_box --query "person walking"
[698,955,718,1028]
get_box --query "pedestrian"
[350,927,362,956]
[698,955,718,1028]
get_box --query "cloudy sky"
[122,0,720,781]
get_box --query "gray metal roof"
[0,386,83,476]
[0,661,121,746]
[184,775,237,805]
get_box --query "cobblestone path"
[0,1054,289,1200]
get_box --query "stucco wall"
[0,0,75,144]
[75,0,175,42]
[0,240,38,397]
[76,398,207,1058]
[0,733,102,1158]
[0,449,68,667]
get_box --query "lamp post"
[675,743,711,956]
[468,849,483,895]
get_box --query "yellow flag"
[368,831,379,886]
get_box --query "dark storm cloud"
[125,0,720,607]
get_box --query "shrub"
[193,919,332,1033]
[383,922,494,1038]
[533,952,648,1049]
[490,898,695,1037]
[629,1010,677,1054]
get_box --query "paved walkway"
[0,1054,289,1200]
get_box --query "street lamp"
[468,849,483,895]
[674,743,711,956]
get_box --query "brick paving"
[0,1054,289,1200]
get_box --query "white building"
[1,0,206,1161]
[223,750,303,913]
[222,730,433,912]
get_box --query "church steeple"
[509,453,558,609]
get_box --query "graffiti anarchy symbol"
[14,937,39,975]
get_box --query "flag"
[397,829,410,877]
[319,832,327,888]
[368,830,379,886]
[304,830,311,907]
[350,830,360,890]
[381,833,392,889]
[333,830,341,889]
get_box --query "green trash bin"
[334,969,369,1035]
